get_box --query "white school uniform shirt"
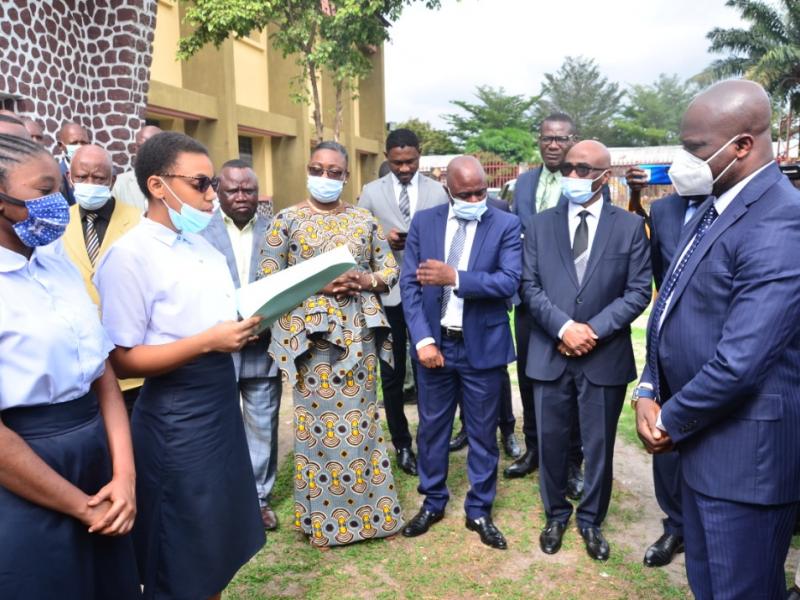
[0,241,112,410]
[94,217,237,347]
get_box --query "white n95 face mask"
[668,134,742,196]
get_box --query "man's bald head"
[69,144,114,187]
[0,114,31,140]
[564,140,611,169]
[679,79,774,195]
[135,125,162,150]
[446,155,487,198]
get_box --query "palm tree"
[698,0,800,108]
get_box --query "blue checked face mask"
[0,190,70,247]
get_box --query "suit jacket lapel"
[578,204,616,291]
[64,213,93,272]
[382,175,405,225]
[433,204,447,262]
[100,206,132,254]
[207,214,241,287]
[554,203,580,289]
[467,209,493,271]
[248,216,269,284]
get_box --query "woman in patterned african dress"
[259,141,404,547]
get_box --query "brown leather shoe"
[261,505,278,530]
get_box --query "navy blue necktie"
[646,201,719,399]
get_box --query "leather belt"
[441,326,463,340]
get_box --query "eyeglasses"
[161,173,220,193]
[540,135,575,146]
[559,163,608,178]
[307,165,347,181]
[449,188,488,201]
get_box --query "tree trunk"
[307,60,324,145]
[333,79,345,142]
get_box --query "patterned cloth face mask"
[0,191,70,247]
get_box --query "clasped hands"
[320,270,369,300]
[636,398,674,454]
[557,322,598,357]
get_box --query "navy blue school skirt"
[132,352,265,599]
[0,392,141,600]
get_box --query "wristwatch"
[369,273,378,290]
[630,384,656,410]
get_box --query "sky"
[384,0,749,129]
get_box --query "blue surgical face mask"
[0,191,70,247]
[450,195,488,221]
[65,144,81,162]
[561,170,607,205]
[159,177,216,233]
[73,182,111,211]
[307,175,344,204]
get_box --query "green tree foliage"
[392,118,460,155]
[698,0,800,109]
[464,127,538,164]
[443,86,538,146]
[610,74,696,146]
[179,0,442,142]
[536,56,625,141]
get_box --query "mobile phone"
[396,230,408,238]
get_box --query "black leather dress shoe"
[503,449,538,478]
[449,427,468,452]
[502,433,522,459]
[566,462,584,500]
[643,532,684,567]
[465,516,507,549]
[396,447,418,476]
[539,520,566,554]
[787,586,800,600]
[580,527,610,561]
[402,509,444,537]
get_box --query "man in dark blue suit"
[506,113,610,492]
[400,156,522,549]
[523,140,651,561]
[636,80,800,599]
[626,168,707,568]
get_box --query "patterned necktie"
[572,210,590,284]
[441,218,468,318]
[646,201,719,397]
[398,184,410,224]
[538,172,555,212]
[85,212,100,266]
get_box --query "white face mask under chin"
[668,133,741,197]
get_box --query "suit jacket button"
[576,298,583,304]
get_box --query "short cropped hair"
[311,140,349,167]
[386,128,420,152]
[135,132,209,199]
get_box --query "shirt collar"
[222,213,256,231]
[142,217,183,247]
[79,196,116,222]
[0,244,28,273]
[567,194,604,220]
[714,161,772,216]
[543,167,561,181]
[392,171,419,189]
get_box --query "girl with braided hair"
[0,133,140,599]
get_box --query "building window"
[238,136,254,166]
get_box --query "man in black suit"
[506,113,610,498]
[55,121,90,206]
[522,140,651,561]
[625,168,706,567]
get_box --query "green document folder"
[237,245,356,334]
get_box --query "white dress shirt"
[416,205,479,349]
[223,214,256,286]
[0,241,112,410]
[95,217,237,347]
[558,197,605,339]
[111,169,148,214]
[392,171,420,220]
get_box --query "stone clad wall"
[0,0,157,170]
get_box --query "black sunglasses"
[162,173,220,193]
[559,162,608,178]
[307,165,347,181]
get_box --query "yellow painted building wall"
[146,1,387,210]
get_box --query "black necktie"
[573,211,590,283]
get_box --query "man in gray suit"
[201,159,282,530]
[522,141,651,561]
[358,128,449,475]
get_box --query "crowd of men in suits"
[3,75,799,598]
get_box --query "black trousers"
[534,363,625,528]
[379,303,415,449]
[516,305,583,464]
